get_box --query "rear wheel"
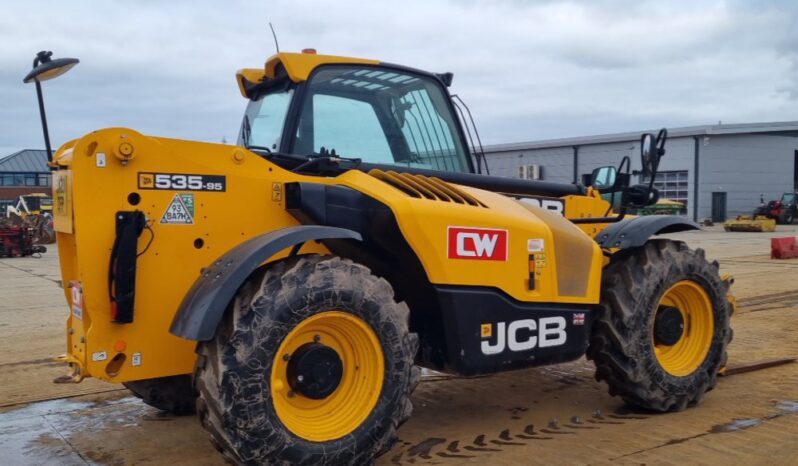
[587,240,732,411]
[779,211,794,225]
[123,375,196,414]
[195,255,419,465]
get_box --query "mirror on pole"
[640,133,656,177]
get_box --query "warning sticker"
[71,283,83,320]
[160,193,195,224]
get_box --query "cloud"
[1,0,797,155]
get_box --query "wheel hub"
[654,305,684,346]
[286,342,344,399]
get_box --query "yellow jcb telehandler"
[31,49,733,465]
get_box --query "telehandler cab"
[43,50,733,465]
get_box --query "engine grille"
[368,169,487,208]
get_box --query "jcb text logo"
[447,227,508,261]
[480,317,567,355]
[518,197,565,215]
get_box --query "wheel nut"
[287,390,295,398]
[313,334,321,342]
[283,353,291,361]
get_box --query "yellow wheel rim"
[270,311,384,441]
[654,280,714,377]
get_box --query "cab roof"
[235,51,379,98]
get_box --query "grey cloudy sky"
[2,0,798,156]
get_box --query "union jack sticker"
[573,313,586,326]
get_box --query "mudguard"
[595,215,700,249]
[169,225,362,341]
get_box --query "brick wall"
[0,187,50,202]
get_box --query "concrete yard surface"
[1,226,798,465]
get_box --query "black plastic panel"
[433,285,592,376]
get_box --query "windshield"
[238,87,293,150]
[292,65,471,173]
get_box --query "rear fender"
[169,225,361,341]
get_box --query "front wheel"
[195,255,419,465]
[587,240,733,412]
[779,211,794,225]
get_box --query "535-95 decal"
[138,172,226,192]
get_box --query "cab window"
[292,65,470,173]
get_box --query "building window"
[642,170,689,214]
[518,164,542,180]
[0,172,49,186]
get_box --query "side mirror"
[391,97,414,128]
[590,166,617,191]
[640,128,668,178]
[640,133,656,177]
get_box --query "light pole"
[23,51,79,168]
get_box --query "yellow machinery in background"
[41,50,734,465]
[724,215,776,232]
[4,193,55,244]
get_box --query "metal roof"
[0,150,49,173]
[484,120,798,153]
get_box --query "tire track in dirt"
[390,409,650,464]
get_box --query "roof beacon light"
[302,48,317,54]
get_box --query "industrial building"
[0,149,50,212]
[483,121,798,221]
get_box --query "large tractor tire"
[195,255,419,465]
[587,240,733,412]
[123,375,197,414]
[779,210,794,225]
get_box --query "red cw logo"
[447,227,508,261]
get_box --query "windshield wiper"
[241,115,251,147]
[245,145,273,154]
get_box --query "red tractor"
[753,192,797,224]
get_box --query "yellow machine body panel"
[54,129,331,381]
[563,192,614,237]
[53,127,604,383]
[350,179,603,304]
[236,51,379,97]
